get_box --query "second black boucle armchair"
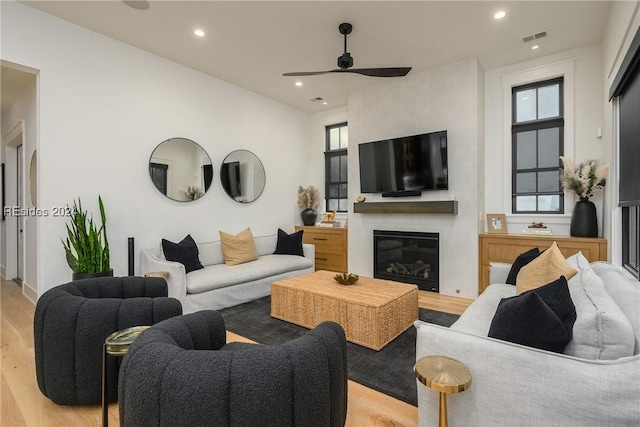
[34,276,182,405]
[119,310,348,427]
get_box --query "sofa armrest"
[415,321,640,427]
[139,249,187,300]
[302,243,315,269]
[489,262,511,284]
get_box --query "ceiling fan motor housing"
[337,52,353,69]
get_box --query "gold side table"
[102,326,150,427]
[144,271,169,279]
[415,355,472,427]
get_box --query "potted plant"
[61,196,112,280]
[560,157,609,237]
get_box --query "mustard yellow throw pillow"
[516,242,577,295]
[219,227,258,266]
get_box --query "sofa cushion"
[186,254,313,294]
[590,262,640,355]
[162,234,204,273]
[565,253,635,360]
[274,228,304,257]
[451,284,515,336]
[488,276,576,353]
[516,242,576,295]
[506,247,541,285]
[220,227,258,266]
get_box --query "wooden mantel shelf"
[353,201,458,214]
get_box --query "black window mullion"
[512,78,564,214]
[325,123,348,212]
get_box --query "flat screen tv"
[358,130,448,195]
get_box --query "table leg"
[439,392,448,427]
[102,343,108,427]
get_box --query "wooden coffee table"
[271,270,418,350]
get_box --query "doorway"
[1,61,38,303]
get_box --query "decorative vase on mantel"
[570,198,598,237]
[301,208,318,226]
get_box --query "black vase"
[570,198,598,237]
[301,208,318,226]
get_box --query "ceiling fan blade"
[282,71,333,76]
[284,67,412,78]
[341,67,412,77]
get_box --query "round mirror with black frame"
[149,137,213,202]
[220,149,266,203]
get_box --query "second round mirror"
[220,149,265,203]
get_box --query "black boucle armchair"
[34,276,182,405]
[119,310,348,427]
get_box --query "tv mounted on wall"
[358,130,448,196]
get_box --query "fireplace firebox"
[373,230,439,292]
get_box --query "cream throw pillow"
[219,227,258,266]
[516,242,577,295]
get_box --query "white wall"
[601,1,640,263]
[347,59,484,299]
[484,44,605,236]
[1,1,311,296]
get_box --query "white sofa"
[140,234,314,313]
[415,257,640,426]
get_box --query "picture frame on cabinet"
[486,213,507,234]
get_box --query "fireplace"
[373,230,439,292]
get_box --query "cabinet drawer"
[315,253,347,273]
[304,232,345,250]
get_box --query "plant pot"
[570,199,598,237]
[72,268,114,281]
[301,208,318,226]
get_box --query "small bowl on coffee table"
[334,273,359,285]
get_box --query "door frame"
[3,120,26,283]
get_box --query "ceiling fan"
[283,23,412,78]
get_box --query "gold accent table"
[144,271,170,279]
[102,326,150,427]
[415,355,472,427]
[271,270,418,350]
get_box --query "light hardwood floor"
[1,279,472,427]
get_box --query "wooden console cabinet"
[295,226,348,273]
[478,233,607,294]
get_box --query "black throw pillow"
[273,228,304,257]
[488,276,576,353]
[506,247,542,285]
[162,234,204,273]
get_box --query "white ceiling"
[10,1,611,113]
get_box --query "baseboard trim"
[22,282,37,305]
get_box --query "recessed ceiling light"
[531,45,540,50]
[494,11,506,19]
[295,81,303,87]
[322,102,328,105]
[194,29,205,37]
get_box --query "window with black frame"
[611,26,640,279]
[325,123,348,212]
[512,78,564,214]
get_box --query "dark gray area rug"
[219,296,459,406]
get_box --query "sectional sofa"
[415,256,640,426]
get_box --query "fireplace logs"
[386,260,432,278]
